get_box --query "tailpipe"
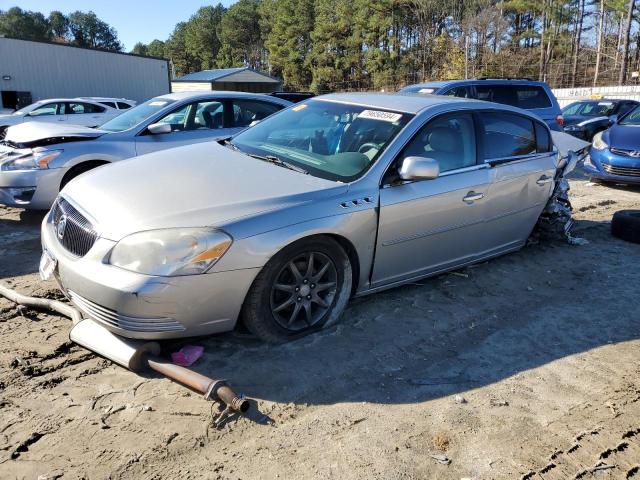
[69,319,249,413]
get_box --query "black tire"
[60,161,108,190]
[611,210,640,244]
[241,236,352,343]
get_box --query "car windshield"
[231,100,412,182]
[562,101,616,117]
[12,103,39,115]
[99,98,175,132]
[618,105,640,126]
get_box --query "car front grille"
[602,163,640,177]
[68,291,185,333]
[610,148,640,158]
[51,197,98,257]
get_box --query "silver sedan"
[41,93,571,342]
[0,91,290,209]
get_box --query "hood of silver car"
[4,122,106,148]
[62,141,347,240]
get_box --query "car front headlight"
[564,124,583,132]
[592,131,608,150]
[1,149,63,171]
[110,228,232,276]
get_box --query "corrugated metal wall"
[553,85,640,107]
[0,38,170,108]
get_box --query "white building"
[0,36,170,110]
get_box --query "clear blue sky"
[0,1,236,51]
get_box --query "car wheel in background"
[60,161,108,190]
[241,236,352,343]
[611,210,640,244]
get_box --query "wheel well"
[60,160,109,189]
[316,233,361,295]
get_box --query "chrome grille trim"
[68,291,185,332]
[51,197,98,257]
[602,164,640,177]
[610,148,640,158]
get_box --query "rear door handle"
[463,191,484,203]
[536,176,553,186]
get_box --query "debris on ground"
[171,345,204,366]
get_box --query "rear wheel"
[241,237,352,343]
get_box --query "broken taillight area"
[556,115,565,127]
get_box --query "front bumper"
[41,214,260,339]
[0,168,65,209]
[583,147,640,184]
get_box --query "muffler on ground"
[0,283,248,414]
[70,319,249,413]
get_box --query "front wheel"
[241,237,352,343]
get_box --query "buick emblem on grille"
[56,214,67,240]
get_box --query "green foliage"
[183,5,226,70]
[0,7,50,41]
[217,0,264,68]
[67,11,122,50]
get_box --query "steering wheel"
[358,142,380,153]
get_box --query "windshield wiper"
[247,153,308,174]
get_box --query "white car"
[0,98,127,138]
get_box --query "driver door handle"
[463,191,484,204]
[536,175,553,186]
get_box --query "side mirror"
[147,122,172,135]
[608,114,619,126]
[249,119,262,127]
[398,156,440,181]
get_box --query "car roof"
[313,92,480,114]
[405,79,552,89]
[155,91,291,103]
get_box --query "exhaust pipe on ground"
[1,284,249,414]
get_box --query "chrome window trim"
[485,150,556,166]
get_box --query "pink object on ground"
[171,345,204,366]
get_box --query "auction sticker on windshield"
[359,110,403,122]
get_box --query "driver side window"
[400,113,477,173]
[31,102,64,116]
[156,100,225,132]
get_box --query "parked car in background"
[562,98,639,141]
[40,93,580,343]
[76,97,137,110]
[0,98,128,138]
[0,91,291,209]
[583,104,640,184]
[269,92,315,103]
[400,78,564,131]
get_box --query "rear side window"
[480,112,536,160]
[67,102,105,114]
[231,100,282,127]
[117,102,132,109]
[476,85,552,109]
[100,102,117,108]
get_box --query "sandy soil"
[0,174,639,480]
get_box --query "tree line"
[0,7,122,51]
[3,2,640,92]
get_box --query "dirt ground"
[0,172,639,480]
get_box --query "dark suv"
[400,78,564,131]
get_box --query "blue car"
[585,105,640,184]
[400,78,564,131]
